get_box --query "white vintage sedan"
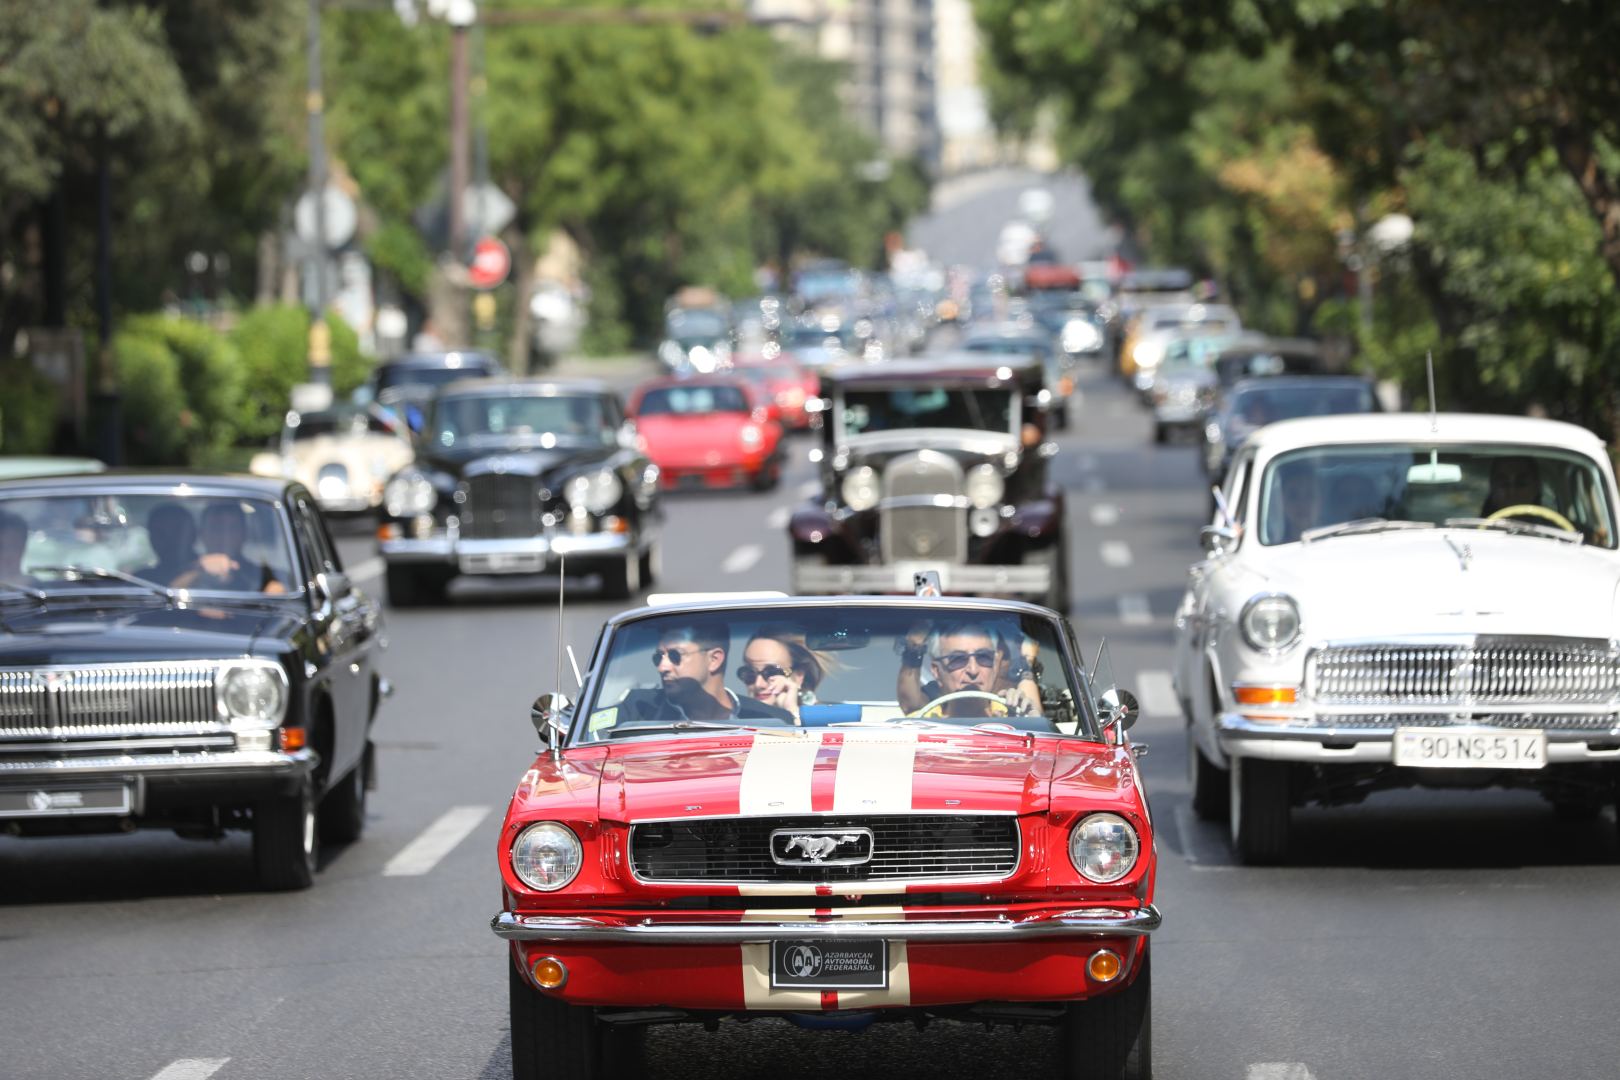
[1172,412,1620,863]
[251,404,415,515]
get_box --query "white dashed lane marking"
[149,1061,230,1080]
[382,806,491,877]
[722,544,764,574]
[1248,1066,1317,1080]
[1089,503,1120,527]
[1100,541,1133,567]
[348,556,385,583]
[1134,669,1179,718]
[1080,475,1106,494]
[1119,594,1152,625]
[797,480,820,499]
[765,506,791,530]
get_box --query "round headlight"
[842,466,880,511]
[965,463,1005,509]
[1241,594,1302,652]
[739,424,763,449]
[1069,812,1140,884]
[384,470,437,517]
[565,469,623,515]
[221,665,287,730]
[511,821,583,892]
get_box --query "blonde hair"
[748,625,837,692]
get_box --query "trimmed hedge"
[230,306,368,442]
[124,314,243,460]
[0,359,62,455]
[114,331,188,465]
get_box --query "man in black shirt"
[619,619,794,724]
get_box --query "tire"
[751,456,783,492]
[637,541,660,588]
[1229,757,1291,865]
[1152,423,1167,445]
[1551,800,1601,822]
[509,961,643,1080]
[386,565,447,608]
[318,759,367,845]
[1060,949,1152,1080]
[1038,543,1070,615]
[1187,726,1228,822]
[254,782,318,891]
[599,549,642,601]
[1054,404,1071,431]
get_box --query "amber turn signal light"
[1233,685,1298,706]
[531,956,568,990]
[278,727,307,752]
[1087,949,1122,983]
[376,523,400,542]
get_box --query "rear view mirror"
[1407,461,1462,484]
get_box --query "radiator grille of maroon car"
[880,452,965,563]
[459,474,540,539]
[628,814,1019,884]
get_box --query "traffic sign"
[464,183,516,238]
[468,236,511,289]
[295,185,358,249]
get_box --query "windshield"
[666,309,728,341]
[431,394,612,449]
[291,409,401,440]
[0,491,298,594]
[839,386,1015,436]
[784,323,852,349]
[376,360,494,395]
[1257,443,1617,546]
[1228,383,1377,427]
[578,605,1094,741]
[636,384,751,416]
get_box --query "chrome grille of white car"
[629,814,1019,884]
[881,452,965,563]
[0,662,222,740]
[1309,639,1620,706]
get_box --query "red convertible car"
[627,374,785,491]
[492,595,1158,1080]
[731,350,820,431]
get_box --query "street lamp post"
[306,0,332,388]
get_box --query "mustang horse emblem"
[782,833,862,862]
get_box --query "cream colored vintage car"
[251,404,415,514]
[1172,413,1620,863]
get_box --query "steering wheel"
[912,690,1012,720]
[1484,504,1576,532]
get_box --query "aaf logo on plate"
[783,945,823,979]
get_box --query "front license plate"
[770,939,888,990]
[459,550,545,575]
[0,783,133,818]
[1393,728,1547,770]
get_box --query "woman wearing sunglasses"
[736,626,835,723]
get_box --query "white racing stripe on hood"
[832,729,918,813]
[738,730,824,815]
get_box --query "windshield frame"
[834,382,1022,441]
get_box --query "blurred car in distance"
[730,350,820,431]
[364,351,505,434]
[627,374,785,492]
[251,403,414,515]
[961,321,1077,430]
[1201,375,1382,479]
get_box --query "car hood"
[1244,530,1620,640]
[838,429,1019,472]
[0,598,301,664]
[417,444,613,479]
[583,729,1132,822]
[636,413,751,454]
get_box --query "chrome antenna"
[1426,350,1438,433]
[551,549,565,763]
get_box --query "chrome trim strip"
[491,905,1161,944]
[0,748,315,776]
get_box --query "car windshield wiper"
[0,580,48,602]
[1444,517,1583,543]
[1300,519,1434,544]
[29,565,177,602]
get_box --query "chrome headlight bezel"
[384,470,438,517]
[841,465,880,511]
[511,821,583,892]
[964,463,1005,510]
[1240,593,1302,654]
[1069,812,1140,884]
[565,469,624,515]
[218,661,289,731]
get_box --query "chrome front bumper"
[1218,712,1620,764]
[0,747,318,779]
[793,561,1050,597]
[492,904,1161,944]
[381,531,634,571]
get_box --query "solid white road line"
[1100,541,1133,567]
[149,1061,230,1080]
[1089,503,1120,527]
[1119,594,1152,626]
[348,556,385,583]
[1135,669,1179,718]
[765,505,792,530]
[382,806,491,877]
[1247,1065,1316,1080]
[722,544,764,574]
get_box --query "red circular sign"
[468,236,510,290]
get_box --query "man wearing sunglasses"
[618,620,795,724]
[897,621,1041,718]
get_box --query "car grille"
[460,474,539,539]
[629,814,1020,884]
[1298,712,1620,732]
[1309,638,1620,706]
[881,452,965,562]
[0,662,223,741]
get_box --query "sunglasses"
[651,646,704,667]
[935,649,997,672]
[737,663,792,684]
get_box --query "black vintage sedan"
[377,378,660,605]
[0,473,385,890]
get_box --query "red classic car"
[627,374,786,491]
[730,350,820,430]
[492,596,1158,1080]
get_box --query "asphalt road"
[4,360,1619,1080]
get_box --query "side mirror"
[530,692,573,744]
[1200,524,1237,556]
[313,570,350,607]
[1098,688,1140,733]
